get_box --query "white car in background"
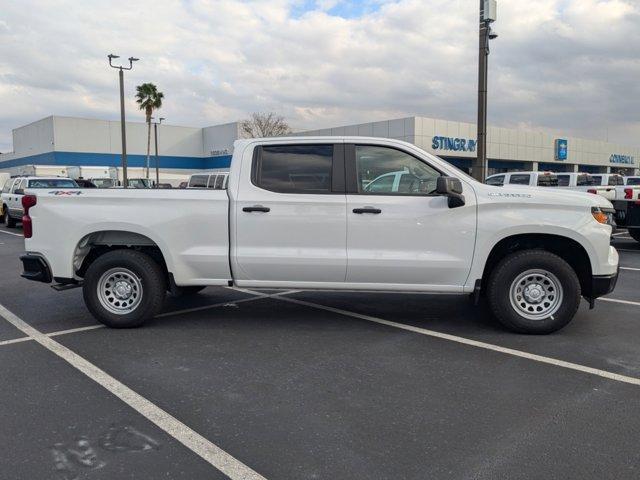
[1,176,78,227]
[485,171,559,187]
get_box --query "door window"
[355,145,440,195]
[556,175,570,186]
[255,145,333,194]
[2,179,13,193]
[509,174,530,185]
[486,175,505,186]
[214,175,225,189]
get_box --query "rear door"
[344,143,476,289]
[8,179,25,216]
[233,142,347,285]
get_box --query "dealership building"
[0,115,638,178]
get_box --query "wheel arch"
[479,233,594,297]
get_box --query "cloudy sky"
[0,0,638,152]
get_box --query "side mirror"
[14,188,24,195]
[436,176,465,208]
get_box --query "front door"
[345,144,477,290]
[233,143,347,286]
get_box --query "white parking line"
[620,266,640,272]
[253,290,640,388]
[0,229,23,237]
[0,302,267,480]
[156,289,300,318]
[0,336,32,346]
[47,324,105,337]
[617,249,640,253]
[612,232,628,236]
[600,297,640,307]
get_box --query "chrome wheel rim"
[509,269,563,321]
[97,268,143,315]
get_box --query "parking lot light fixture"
[154,117,165,187]
[108,54,140,188]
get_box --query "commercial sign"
[554,139,568,161]
[432,136,477,153]
[609,154,635,165]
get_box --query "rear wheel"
[487,250,581,334]
[83,250,166,328]
[628,228,640,243]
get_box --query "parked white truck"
[20,137,619,333]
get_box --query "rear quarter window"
[27,179,78,188]
[189,175,209,188]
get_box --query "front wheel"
[628,228,640,244]
[487,250,581,334]
[83,250,166,328]
[4,209,17,228]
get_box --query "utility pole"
[472,0,497,181]
[154,117,165,187]
[108,54,139,188]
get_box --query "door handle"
[353,207,382,214]
[243,205,270,213]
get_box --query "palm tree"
[135,83,164,179]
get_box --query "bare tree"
[240,112,292,138]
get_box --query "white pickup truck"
[20,137,619,334]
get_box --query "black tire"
[629,228,640,243]
[83,250,166,328]
[171,286,207,296]
[4,209,17,228]
[487,250,581,334]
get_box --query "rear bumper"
[589,267,619,299]
[20,254,52,283]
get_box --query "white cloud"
[0,0,638,152]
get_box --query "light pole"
[108,54,139,188]
[472,0,497,181]
[154,117,165,187]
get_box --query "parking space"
[2,223,640,479]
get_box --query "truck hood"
[475,184,614,210]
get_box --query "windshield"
[27,179,78,188]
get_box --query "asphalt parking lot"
[1,224,640,480]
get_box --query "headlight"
[591,207,612,225]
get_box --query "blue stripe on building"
[0,151,232,170]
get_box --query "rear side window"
[486,175,504,186]
[255,145,333,193]
[556,175,570,186]
[509,174,530,185]
[576,174,594,186]
[590,175,602,185]
[27,179,77,188]
[189,175,209,188]
[627,178,640,185]
[537,175,558,187]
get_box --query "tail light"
[21,195,37,238]
[587,189,597,194]
[624,188,633,200]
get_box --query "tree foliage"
[240,112,292,138]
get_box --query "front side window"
[486,175,505,186]
[255,144,333,194]
[576,174,594,186]
[189,175,209,188]
[356,145,440,195]
[627,178,640,185]
[28,179,78,188]
[556,175,570,186]
[509,174,531,185]
[591,175,602,185]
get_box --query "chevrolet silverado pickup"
[20,137,619,334]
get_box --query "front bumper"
[20,254,52,283]
[589,266,619,300]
